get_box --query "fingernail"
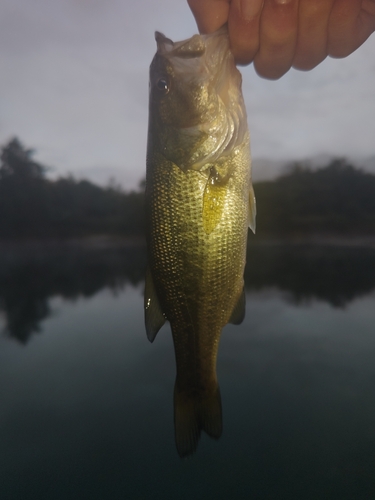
[240,0,263,20]
[273,0,293,5]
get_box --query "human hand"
[188,0,375,79]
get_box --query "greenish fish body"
[145,28,256,456]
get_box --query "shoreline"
[249,233,375,249]
[0,234,146,252]
[1,233,375,251]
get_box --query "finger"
[254,0,300,79]
[328,0,375,58]
[293,0,335,70]
[227,0,264,65]
[187,0,230,33]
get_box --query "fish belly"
[146,143,249,390]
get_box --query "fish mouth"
[153,28,248,171]
[155,26,234,85]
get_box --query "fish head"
[148,28,248,171]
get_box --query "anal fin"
[229,286,246,325]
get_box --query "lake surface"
[1,240,375,499]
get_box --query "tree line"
[0,137,144,238]
[255,159,375,237]
[1,137,374,239]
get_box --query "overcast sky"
[1,0,374,189]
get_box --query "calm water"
[1,241,375,499]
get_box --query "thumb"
[187,0,230,34]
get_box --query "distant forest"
[1,137,375,239]
[0,138,144,238]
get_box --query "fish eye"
[156,77,169,93]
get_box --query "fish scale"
[145,28,256,456]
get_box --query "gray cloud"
[1,0,374,188]
[244,37,375,173]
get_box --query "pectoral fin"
[202,168,227,235]
[229,286,246,325]
[144,267,166,342]
[248,184,256,234]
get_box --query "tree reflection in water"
[1,240,375,344]
[245,242,375,307]
[0,240,146,343]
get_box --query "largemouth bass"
[145,28,256,457]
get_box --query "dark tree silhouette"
[0,137,145,238]
[0,137,46,180]
[0,137,374,239]
[255,158,375,236]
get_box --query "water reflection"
[1,241,375,493]
[1,241,375,344]
[0,240,146,343]
[245,242,375,306]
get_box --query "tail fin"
[173,383,222,458]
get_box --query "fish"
[144,27,256,457]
